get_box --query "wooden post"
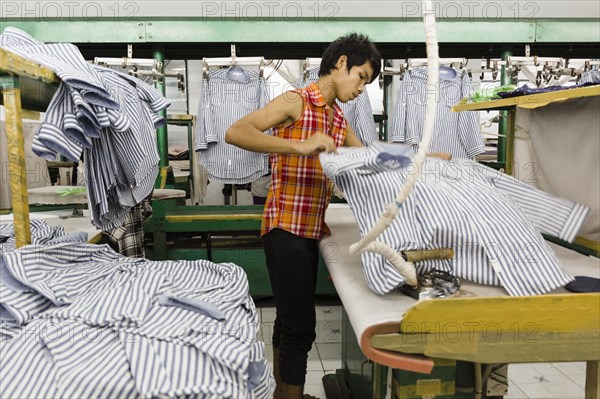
[1,76,31,247]
[586,361,599,399]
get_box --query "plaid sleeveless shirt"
[261,83,348,239]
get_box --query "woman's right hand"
[296,133,337,156]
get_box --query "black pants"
[262,228,319,386]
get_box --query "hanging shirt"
[320,147,588,296]
[299,67,377,145]
[262,83,348,239]
[389,67,484,159]
[82,68,163,230]
[195,67,271,184]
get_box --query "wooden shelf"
[453,85,600,112]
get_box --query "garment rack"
[93,44,188,85]
[202,44,265,80]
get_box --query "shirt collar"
[306,82,328,107]
[306,82,344,115]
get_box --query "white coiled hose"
[348,0,439,287]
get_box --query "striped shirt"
[32,81,85,162]
[1,27,111,101]
[299,67,378,145]
[262,83,348,239]
[195,67,271,184]
[320,146,588,296]
[1,28,168,231]
[0,241,274,398]
[0,221,88,327]
[389,67,484,159]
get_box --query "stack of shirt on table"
[0,27,170,231]
[195,67,271,184]
[320,144,589,297]
[0,241,274,398]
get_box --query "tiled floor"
[258,305,588,399]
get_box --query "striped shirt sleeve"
[476,163,590,242]
[32,82,84,162]
[194,79,210,151]
[580,70,600,84]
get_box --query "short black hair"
[319,33,382,83]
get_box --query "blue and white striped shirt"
[0,241,274,398]
[195,67,272,184]
[1,27,169,231]
[389,67,484,158]
[320,146,588,296]
[299,67,378,145]
[1,27,111,101]
[31,81,85,162]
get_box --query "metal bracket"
[231,44,237,64]
[486,364,509,396]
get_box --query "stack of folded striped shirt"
[320,144,589,297]
[0,27,170,231]
[0,241,274,398]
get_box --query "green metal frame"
[153,47,169,170]
[1,19,599,44]
[144,199,338,298]
[496,48,512,166]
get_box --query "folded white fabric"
[321,145,589,296]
